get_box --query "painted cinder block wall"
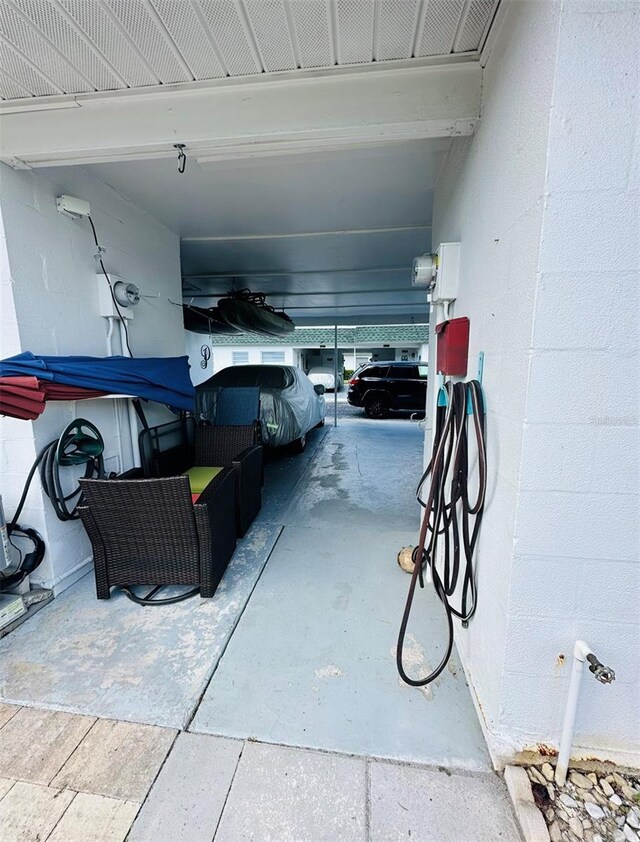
[0,164,186,593]
[433,0,639,767]
[504,0,639,766]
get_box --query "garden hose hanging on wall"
[397,380,487,686]
[11,419,105,525]
[3,420,105,589]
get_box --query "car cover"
[0,352,195,413]
[195,365,324,447]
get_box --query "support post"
[334,324,338,428]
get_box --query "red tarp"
[0,376,106,421]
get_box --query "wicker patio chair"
[193,424,262,538]
[138,418,262,538]
[78,469,237,600]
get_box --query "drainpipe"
[555,640,615,786]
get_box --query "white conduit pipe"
[105,317,126,474]
[555,640,615,787]
[116,318,141,468]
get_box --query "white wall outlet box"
[96,274,134,319]
[56,195,91,219]
[432,242,460,302]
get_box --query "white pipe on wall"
[105,317,125,474]
[116,318,141,468]
[555,640,615,786]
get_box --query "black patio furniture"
[78,469,236,600]
[139,418,262,538]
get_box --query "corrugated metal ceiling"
[0,0,498,100]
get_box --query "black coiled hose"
[396,380,487,686]
[10,419,105,527]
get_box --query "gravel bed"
[527,764,640,842]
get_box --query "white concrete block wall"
[0,163,185,593]
[432,0,561,745]
[433,0,639,767]
[505,0,640,765]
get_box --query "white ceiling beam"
[0,62,480,167]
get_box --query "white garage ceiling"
[58,137,446,324]
[0,0,499,100]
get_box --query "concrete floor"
[191,421,490,769]
[0,524,282,728]
[0,419,521,840]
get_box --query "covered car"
[195,365,325,450]
[307,366,343,392]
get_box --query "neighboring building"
[186,325,429,385]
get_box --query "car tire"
[364,395,389,419]
[316,418,325,428]
[292,434,307,453]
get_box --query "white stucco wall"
[0,163,185,593]
[433,0,639,767]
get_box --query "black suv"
[347,361,428,418]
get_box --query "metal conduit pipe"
[555,640,616,787]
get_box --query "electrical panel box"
[436,317,469,376]
[96,274,134,319]
[432,242,460,303]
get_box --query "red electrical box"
[436,317,470,376]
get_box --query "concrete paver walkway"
[0,704,520,841]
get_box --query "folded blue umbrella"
[0,352,195,412]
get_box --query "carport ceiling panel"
[0,69,32,98]
[417,0,466,57]
[0,1,92,93]
[335,0,375,65]
[59,0,159,88]
[244,0,296,72]
[3,0,125,91]
[0,40,61,95]
[288,0,332,68]
[148,0,225,80]
[101,0,191,83]
[180,228,429,276]
[454,0,497,53]
[375,0,419,62]
[196,0,262,76]
[0,0,499,99]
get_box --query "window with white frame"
[261,351,286,364]
[232,351,249,365]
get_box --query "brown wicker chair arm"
[193,465,237,507]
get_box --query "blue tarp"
[0,352,195,411]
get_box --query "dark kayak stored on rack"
[217,294,295,337]
[182,304,242,335]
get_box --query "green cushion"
[183,466,223,494]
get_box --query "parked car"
[307,366,343,392]
[196,365,325,451]
[347,361,428,418]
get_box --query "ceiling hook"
[173,144,187,174]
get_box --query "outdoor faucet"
[586,653,615,684]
